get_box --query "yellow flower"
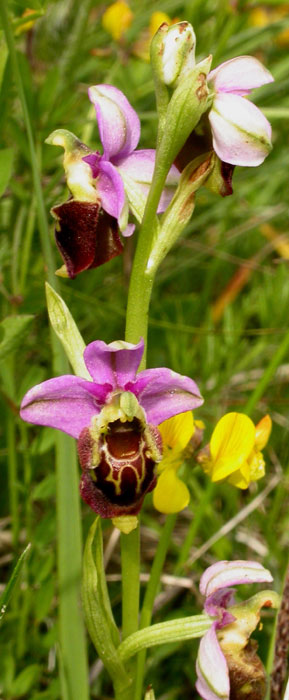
[153,412,201,514]
[249,5,289,47]
[102,1,133,42]
[201,413,272,489]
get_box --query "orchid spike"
[196,560,279,700]
[208,56,274,166]
[20,338,203,520]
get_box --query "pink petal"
[200,560,273,598]
[20,376,109,438]
[117,150,180,212]
[209,56,274,96]
[129,368,203,424]
[196,625,230,700]
[122,223,135,237]
[88,84,140,161]
[98,160,126,222]
[209,93,272,166]
[84,339,144,388]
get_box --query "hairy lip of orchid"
[196,559,279,700]
[20,338,203,520]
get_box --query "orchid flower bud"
[151,21,196,88]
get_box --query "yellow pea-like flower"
[201,412,272,489]
[102,1,133,42]
[153,411,196,514]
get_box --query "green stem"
[20,197,36,294]
[121,526,141,640]
[134,515,177,700]
[125,157,171,356]
[120,525,141,698]
[7,410,19,552]
[0,6,89,698]
[121,155,171,696]
[244,325,289,417]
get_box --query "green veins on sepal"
[45,283,90,379]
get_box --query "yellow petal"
[158,411,195,451]
[227,462,251,489]
[210,454,248,482]
[210,413,255,465]
[102,1,133,41]
[255,415,272,450]
[153,469,190,514]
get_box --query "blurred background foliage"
[0,0,289,697]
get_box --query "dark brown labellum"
[52,200,123,278]
[227,641,267,700]
[78,418,161,518]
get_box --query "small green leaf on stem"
[82,518,131,695]
[45,282,89,378]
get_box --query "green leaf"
[10,664,41,697]
[45,283,89,378]
[0,147,14,197]
[0,33,8,92]
[118,614,212,662]
[0,543,31,623]
[0,315,33,363]
[82,517,132,698]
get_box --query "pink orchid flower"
[196,559,278,700]
[20,338,202,518]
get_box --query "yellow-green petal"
[158,411,195,451]
[153,469,190,514]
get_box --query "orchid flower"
[153,411,204,513]
[47,85,179,277]
[208,56,274,166]
[198,412,272,489]
[196,560,279,700]
[20,339,203,523]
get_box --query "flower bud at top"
[151,21,196,88]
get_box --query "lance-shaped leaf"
[82,518,132,696]
[45,283,90,379]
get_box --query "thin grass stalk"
[0,5,89,697]
[134,514,177,700]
